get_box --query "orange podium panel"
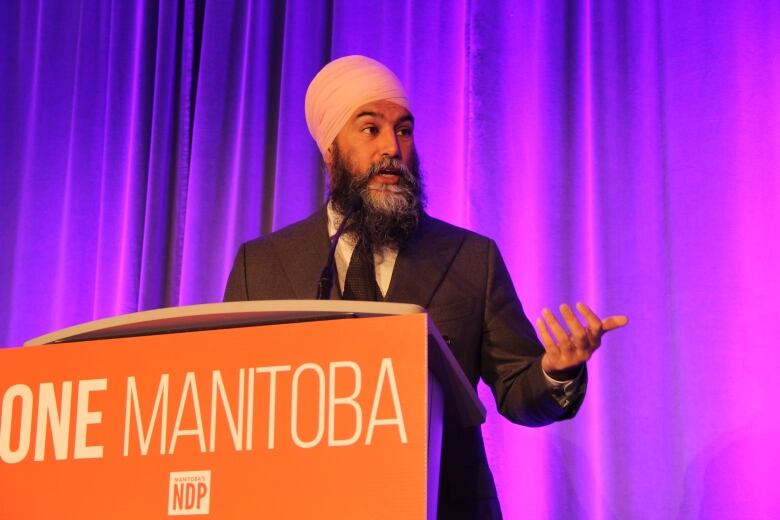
[0,311,433,518]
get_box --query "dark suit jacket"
[224,208,585,519]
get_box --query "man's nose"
[378,128,400,158]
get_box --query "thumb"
[602,315,629,332]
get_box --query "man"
[225,55,628,519]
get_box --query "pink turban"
[305,55,410,156]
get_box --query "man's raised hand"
[536,302,628,380]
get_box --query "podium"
[0,301,484,519]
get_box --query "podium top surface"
[24,300,426,346]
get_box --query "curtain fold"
[2,1,779,517]
[1,0,191,337]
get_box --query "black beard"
[328,144,425,252]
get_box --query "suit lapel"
[270,209,465,304]
[385,214,466,307]
[271,208,332,299]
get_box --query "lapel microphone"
[316,197,363,299]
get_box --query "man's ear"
[323,146,333,168]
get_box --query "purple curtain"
[2,0,779,517]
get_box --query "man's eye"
[397,127,413,137]
[362,126,378,135]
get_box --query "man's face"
[326,99,415,171]
[325,100,424,249]
[326,100,416,206]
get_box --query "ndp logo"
[168,470,211,515]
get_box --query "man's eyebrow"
[354,111,415,124]
[355,111,380,119]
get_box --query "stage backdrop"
[2,1,779,518]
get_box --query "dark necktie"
[343,242,381,301]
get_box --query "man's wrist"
[541,357,584,382]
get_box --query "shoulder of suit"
[420,213,495,246]
[240,208,327,253]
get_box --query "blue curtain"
[2,1,779,517]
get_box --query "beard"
[328,143,425,252]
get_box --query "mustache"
[361,157,417,184]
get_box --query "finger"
[575,301,604,337]
[559,303,588,347]
[542,308,570,346]
[536,318,559,354]
[602,315,629,332]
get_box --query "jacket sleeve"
[479,240,587,426]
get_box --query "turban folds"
[305,55,410,156]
